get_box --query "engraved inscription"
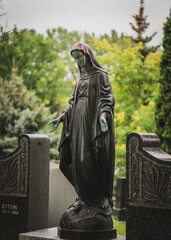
[1,203,19,215]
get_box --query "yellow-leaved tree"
[92,37,161,177]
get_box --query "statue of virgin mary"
[49,42,116,236]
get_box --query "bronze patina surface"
[49,42,116,239]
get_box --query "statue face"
[72,51,87,67]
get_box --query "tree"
[155,10,171,154]
[0,67,48,155]
[0,71,60,160]
[92,37,160,177]
[130,0,160,59]
[0,27,74,113]
[0,26,128,115]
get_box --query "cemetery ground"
[0,5,171,239]
[1,132,171,240]
[113,217,126,236]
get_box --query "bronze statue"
[49,43,116,239]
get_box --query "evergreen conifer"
[155,10,171,154]
[130,0,160,59]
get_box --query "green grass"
[113,216,126,236]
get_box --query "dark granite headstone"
[113,177,126,221]
[126,132,171,240]
[0,134,50,240]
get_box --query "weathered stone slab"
[126,132,171,240]
[19,227,125,240]
[115,177,126,209]
[48,164,77,227]
[113,177,126,221]
[0,134,50,240]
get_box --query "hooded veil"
[70,42,107,77]
[59,42,115,206]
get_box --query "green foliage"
[0,24,162,170]
[0,72,48,154]
[155,10,171,154]
[93,38,160,177]
[0,27,74,114]
[0,70,61,161]
[0,26,101,161]
[0,26,130,115]
[46,27,82,52]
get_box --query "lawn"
[113,217,126,236]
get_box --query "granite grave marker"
[126,132,171,240]
[0,134,50,240]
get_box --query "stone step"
[19,228,125,240]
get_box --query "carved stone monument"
[0,134,50,240]
[126,132,171,240]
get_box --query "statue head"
[70,42,108,76]
[71,50,87,67]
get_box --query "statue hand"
[99,115,108,132]
[48,118,61,132]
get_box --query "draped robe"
[59,43,115,206]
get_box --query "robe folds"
[59,43,115,206]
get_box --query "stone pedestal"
[19,228,125,240]
[58,227,117,240]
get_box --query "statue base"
[58,227,117,240]
[58,198,117,239]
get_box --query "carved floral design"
[127,133,171,240]
[0,157,18,193]
[142,160,171,205]
[129,137,140,204]
[0,136,28,197]
[128,134,171,209]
